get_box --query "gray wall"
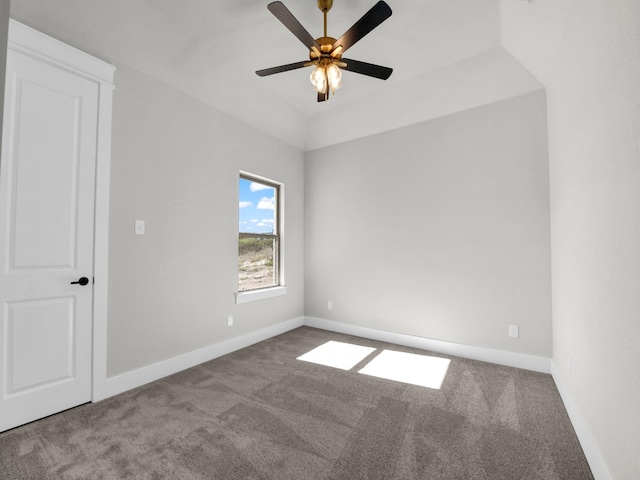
[305,90,552,357]
[545,3,640,478]
[107,63,304,376]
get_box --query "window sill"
[235,286,287,304]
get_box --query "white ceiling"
[9,0,542,150]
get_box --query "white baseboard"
[96,315,550,401]
[94,316,304,402]
[551,361,612,480]
[306,317,612,478]
[304,317,551,374]
[93,315,608,479]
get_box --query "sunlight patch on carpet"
[358,350,451,389]
[297,341,376,370]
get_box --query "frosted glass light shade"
[310,66,327,94]
[310,63,343,95]
[326,63,342,93]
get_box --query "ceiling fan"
[256,0,393,102]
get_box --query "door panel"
[10,78,82,270]
[0,49,98,431]
[6,297,75,394]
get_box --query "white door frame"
[7,20,115,403]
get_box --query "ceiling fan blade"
[341,58,393,80]
[268,2,321,50]
[332,1,392,54]
[256,60,309,77]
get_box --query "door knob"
[70,277,90,286]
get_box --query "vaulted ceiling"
[9,0,543,150]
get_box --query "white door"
[0,48,99,432]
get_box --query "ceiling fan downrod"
[318,0,333,37]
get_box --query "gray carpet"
[0,327,593,479]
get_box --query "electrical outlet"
[227,315,233,327]
[327,301,333,311]
[508,324,519,338]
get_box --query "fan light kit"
[256,0,393,102]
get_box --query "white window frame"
[235,171,286,304]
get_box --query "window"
[238,173,281,293]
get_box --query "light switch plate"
[135,220,145,235]
[509,324,519,338]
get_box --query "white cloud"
[251,219,258,223]
[257,196,275,210]
[239,201,253,208]
[250,182,273,193]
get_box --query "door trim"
[8,20,115,403]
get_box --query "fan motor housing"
[319,36,337,53]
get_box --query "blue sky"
[239,177,275,234]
